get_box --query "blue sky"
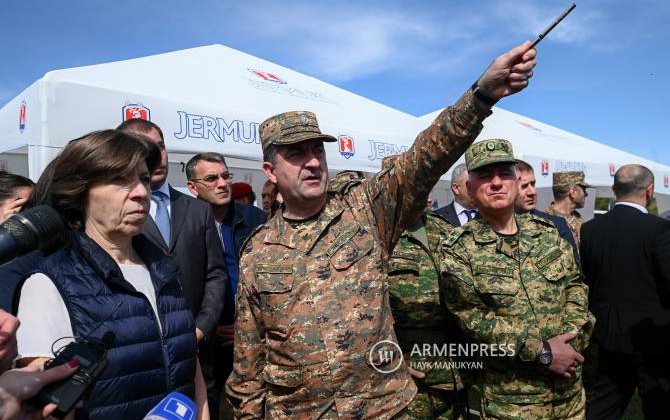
[1,0,669,164]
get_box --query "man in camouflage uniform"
[441,139,594,419]
[225,42,538,419]
[544,171,593,248]
[389,209,467,419]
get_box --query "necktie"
[152,191,171,246]
[465,209,478,221]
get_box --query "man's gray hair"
[613,164,654,198]
[450,163,468,185]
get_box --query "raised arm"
[366,42,537,249]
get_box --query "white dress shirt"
[615,201,648,214]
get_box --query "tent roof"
[420,106,670,190]
[2,43,669,192]
[421,106,668,170]
[43,44,419,137]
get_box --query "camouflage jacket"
[544,202,584,247]
[388,211,463,391]
[225,91,491,419]
[440,213,594,404]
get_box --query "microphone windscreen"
[0,205,64,252]
[143,392,196,420]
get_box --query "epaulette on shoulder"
[444,226,467,247]
[328,170,365,195]
[526,212,556,229]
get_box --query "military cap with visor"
[552,171,593,189]
[259,111,336,152]
[465,138,517,171]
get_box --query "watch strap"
[471,81,499,107]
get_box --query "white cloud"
[213,1,498,82]
[207,0,669,83]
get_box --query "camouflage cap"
[259,111,336,152]
[552,171,593,189]
[465,139,517,171]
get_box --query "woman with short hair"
[15,130,208,419]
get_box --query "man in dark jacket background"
[580,164,670,420]
[436,163,478,226]
[186,152,266,417]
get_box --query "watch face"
[538,352,553,366]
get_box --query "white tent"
[419,107,670,214]
[1,44,668,212]
[0,44,422,196]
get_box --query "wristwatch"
[470,81,499,107]
[537,340,553,366]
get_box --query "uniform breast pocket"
[327,224,374,271]
[472,271,519,311]
[535,247,568,283]
[256,264,295,330]
[389,251,421,275]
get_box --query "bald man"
[581,164,670,420]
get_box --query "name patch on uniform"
[474,265,514,277]
[535,248,563,269]
[256,264,293,274]
[393,251,420,262]
[326,225,360,257]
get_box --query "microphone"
[0,205,65,266]
[143,392,197,420]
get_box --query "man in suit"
[185,152,266,413]
[514,160,579,261]
[117,119,227,417]
[581,164,670,420]
[436,163,478,226]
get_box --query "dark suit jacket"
[435,201,460,227]
[530,209,579,262]
[143,187,227,337]
[580,204,670,355]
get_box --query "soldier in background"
[514,160,578,261]
[441,139,594,419]
[389,205,467,419]
[544,171,593,247]
[226,42,537,419]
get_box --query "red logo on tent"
[338,135,355,159]
[665,175,669,188]
[18,101,26,133]
[247,68,287,84]
[609,163,616,177]
[516,120,542,132]
[541,160,549,176]
[122,104,151,122]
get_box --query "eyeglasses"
[191,172,233,185]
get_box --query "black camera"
[27,335,110,419]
